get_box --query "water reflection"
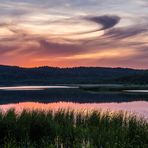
[0,88,148,104]
[124,90,148,93]
[0,101,148,119]
[0,86,78,91]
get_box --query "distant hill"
[0,65,148,85]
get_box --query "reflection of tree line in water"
[0,109,147,147]
[0,88,148,104]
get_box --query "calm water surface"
[0,85,78,90]
[0,85,148,119]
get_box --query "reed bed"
[0,109,147,148]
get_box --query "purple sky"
[0,0,148,68]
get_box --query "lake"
[0,85,148,119]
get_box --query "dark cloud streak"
[105,26,148,39]
[87,15,120,30]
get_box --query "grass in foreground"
[0,109,147,148]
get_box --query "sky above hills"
[0,0,148,68]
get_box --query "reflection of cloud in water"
[0,101,148,120]
[0,86,78,91]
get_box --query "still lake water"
[0,86,148,119]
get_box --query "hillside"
[0,65,147,85]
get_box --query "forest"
[0,65,148,85]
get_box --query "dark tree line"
[0,65,147,85]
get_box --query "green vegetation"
[0,109,147,148]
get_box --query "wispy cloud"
[0,0,148,68]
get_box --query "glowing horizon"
[0,0,148,68]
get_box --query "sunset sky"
[0,0,148,68]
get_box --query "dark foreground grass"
[0,109,147,148]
